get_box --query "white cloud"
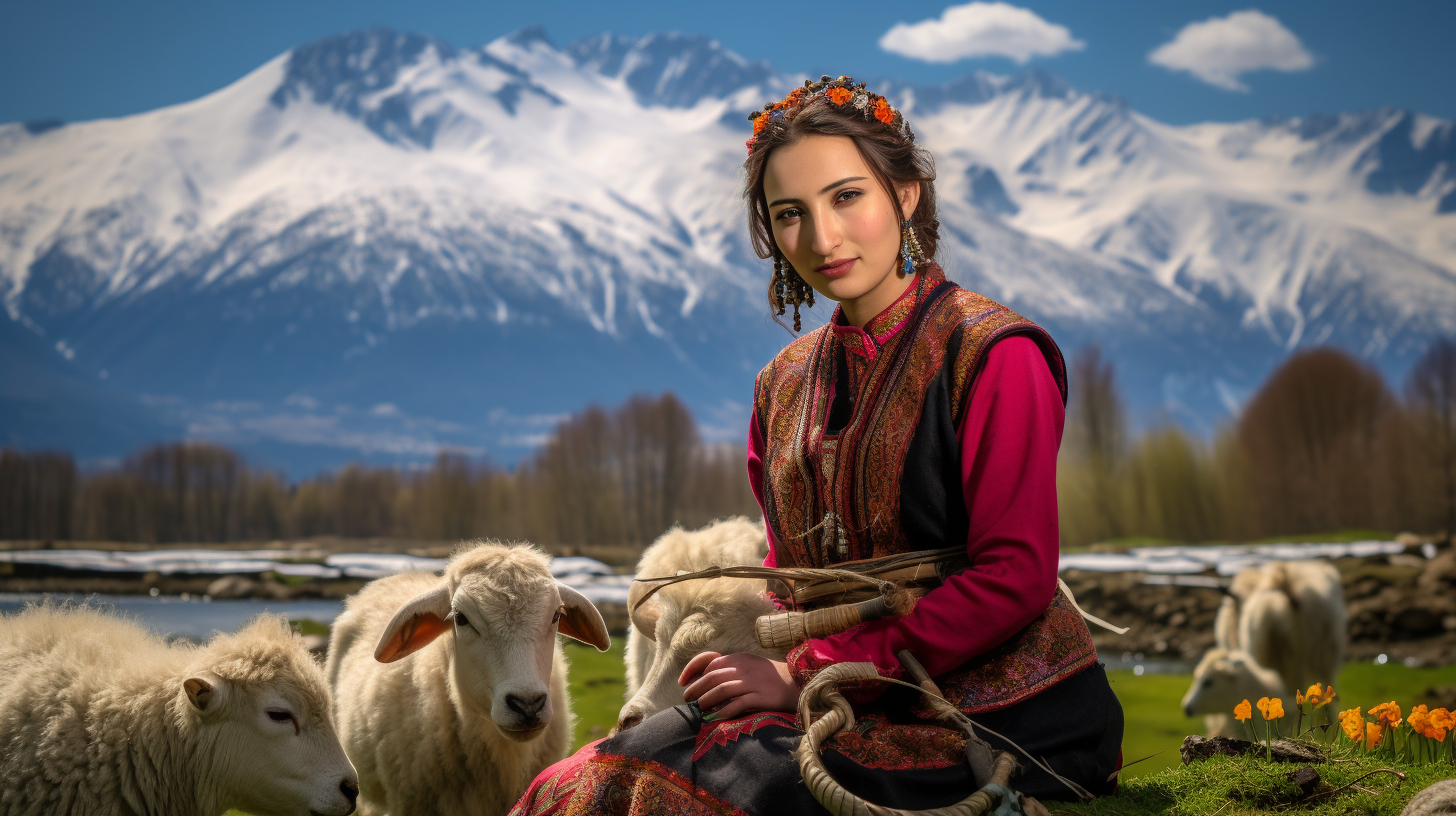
[1149,9,1313,92]
[879,2,1084,64]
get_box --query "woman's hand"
[679,652,799,721]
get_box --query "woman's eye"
[774,207,801,221]
[835,189,862,203]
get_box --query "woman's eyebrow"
[769,176,868,208]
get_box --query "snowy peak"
[566,31,774,107]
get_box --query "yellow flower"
[1234,699,1252,722]
[1369,701,1403,729]
[1410,705,1433,739]
[1309,684,1335,709]
[1428,708,1453,742]
[1365,721,1383,749]
[1295,688,1305,705]
[1340,707,1363,741]
[1257,696,1285,720]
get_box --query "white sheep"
[0,605,358,816]
[617,516,780,731]
[1180,647,1288,736]
[1196,559,1346,735]
[327,541,609,816]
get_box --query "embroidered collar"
[830,264,946,360]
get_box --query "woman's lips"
[815,258,856,279]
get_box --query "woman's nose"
[809,212,841,257]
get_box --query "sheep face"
[1181,648,1259,719]
[449,576,569,741]
[373,546,609,742]
[182,668,357,816]
[617,579,778,731]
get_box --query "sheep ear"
[626,579,660,642]
[184,671,227,713]
[556,583,611,652]
[375,582,454,663]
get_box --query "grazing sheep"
[1198,559,1346,735]
[1180,647,1287,736]
[327,541,610,816]
[617,516,779,731]
[0,606,358,816]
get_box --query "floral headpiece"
[746,75,909,154]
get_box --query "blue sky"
[1,1,1453,126]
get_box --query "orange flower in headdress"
[826,87,853,106]
[1365,721,1383,748]
[1257,696,1285,720]
[873,97,895,125]
[1369,701,1402,729]
[1339,707,1363,741]
[1233,699,1251,722]
[752,115,767,136]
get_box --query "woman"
[511,76,1122,816]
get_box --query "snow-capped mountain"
[2,28,1454,470]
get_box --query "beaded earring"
[900,219,927,275]
[772,253,815,332]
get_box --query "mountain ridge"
[2,26,1453,471]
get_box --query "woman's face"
[763,134,919,327]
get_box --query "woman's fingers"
[704,695,756,723]
[682,666,738,702]
[695,679,749,712]
[678,651,722,687]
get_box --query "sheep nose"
[617,711,644,732]
[1182,705,1193,718]
[506,693,548,719]
[340,778,359,808]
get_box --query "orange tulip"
[1257,696,1285,720]
[1340,707,1364,741]
[1234,699,1252,722]
[1365,721,1383,749]
[1369,701,1403,729]
[1410,705,1431,738]
[1428,708,1453,742]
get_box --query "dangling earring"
[900,218,926,275]
[772,253,814,332]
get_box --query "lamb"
[1188,559,1346,735]
[617,516,780,731]
[1180,647,1288,736]
[0,605,358,816]
[327,541,610,816]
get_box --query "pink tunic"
[747,331,1064,683]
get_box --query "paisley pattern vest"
[752,269,1098,713]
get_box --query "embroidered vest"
[753,272,1097,713]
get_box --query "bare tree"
[1407,338,1456,543]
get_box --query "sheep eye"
[267,709,292,722]
[552,606,565,625]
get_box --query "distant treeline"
[1057,339,1456,546]
[0,393,759,548]
[4,342,1455,549]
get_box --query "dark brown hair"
[743,93,940,318]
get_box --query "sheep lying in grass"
[327,541,609,816]
[0,606,358,816]
[1180,647,1287,736]
[617,516,779,731]
[1194,559,1346,735]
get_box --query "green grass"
[563,636,629,747]
[1057,750,1448,816]
[1112,661,1452,780]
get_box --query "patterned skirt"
[509,663,1124,816]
